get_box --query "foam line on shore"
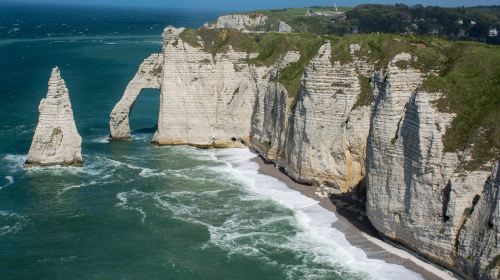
[213,148,426,280]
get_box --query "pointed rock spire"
[25,67,83,167]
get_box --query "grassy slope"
[179,28,500,169]
[254,7,351,34]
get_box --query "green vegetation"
[179,28,324,100]
[252,4,500,45]
[347,4,500,44]
[324,33,446,70]
[486,255,500,271]
[352,74,374,109]
[463,195,481,218]
[422,42,500,170]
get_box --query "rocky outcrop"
[109,53,163,140]
[216,14,268,31]
[456,162,499,280]
[25,67,82,167]
[278,21,293,33]
[111,27,498,279]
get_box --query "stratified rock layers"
[111,27,499,279]
[26,67,83,167]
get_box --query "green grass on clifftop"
[422,42,500,170]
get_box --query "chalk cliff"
[215,14,268,31]
[26,67,83,167]
[111,27,499,279]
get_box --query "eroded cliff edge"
[110,27,499,279]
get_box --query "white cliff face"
[111,27,498,279]
[216,14,268,31]
[282,43,371,191]
[457,163,499,280]
[250,43,373,191]
[26,67,82,167]
[365,54,497,279]
[150,27,299,147]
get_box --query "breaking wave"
[114,148,424,280]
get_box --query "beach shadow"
[329,182,380,238]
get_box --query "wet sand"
[252,154,459,280]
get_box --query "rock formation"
[215,14,268,31]
[25,67,83,167]
[109,53,163,139]
[111,26,499,279]
[278,21,293,33]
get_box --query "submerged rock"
[25,67,83,167]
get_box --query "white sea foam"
[208,148,425,280]
[90,136,109,143]
[2,154,26,170]
[116,190,148,223]
[0,176,14,190]
[93,156,166,178]
[108,147,440,279]
[57,179,113,195]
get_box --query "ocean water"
[0,4,424,280]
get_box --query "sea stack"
[25,67,83,167]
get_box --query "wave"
[116,189,148,223]
[0,210,29,236]
[93,156,166,178]
[0,176,14,190]
[111,147,417,279]
[2,154,27,171]
[207,148,424,280]
[90,136,109,143]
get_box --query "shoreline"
[251,153,458,280]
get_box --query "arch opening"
[129,88,160,140]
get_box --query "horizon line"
[1,1,499,11]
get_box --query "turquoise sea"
[0,3,426,279]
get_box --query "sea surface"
[0,3,424,279]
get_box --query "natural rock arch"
[109,53,163,140]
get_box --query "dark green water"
[0,4,426,280]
